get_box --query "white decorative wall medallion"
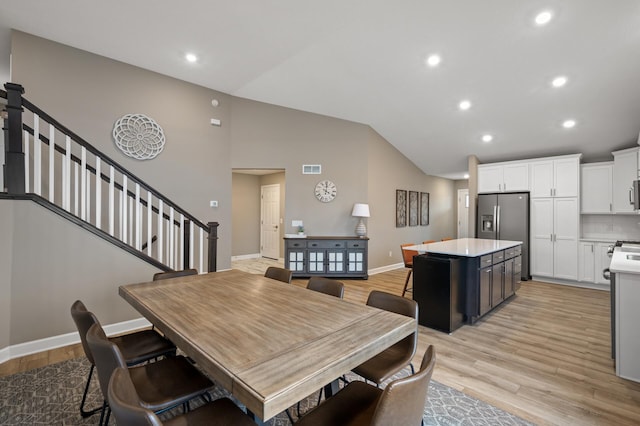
[113,114,165,160]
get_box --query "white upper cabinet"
[581,163,613,214]
[612,147,639,214]
[530,155,580,198]
[477,161,529,193]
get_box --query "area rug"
[0,357,533,425]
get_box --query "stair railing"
[1,83,218,272]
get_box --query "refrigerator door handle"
[493,205,497,235]
[496,205,501,236]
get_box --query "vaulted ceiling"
[1,1,639,179]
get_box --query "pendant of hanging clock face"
[314,180,337,203]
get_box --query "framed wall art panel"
[396,190,407,227]
[408,191,419,226]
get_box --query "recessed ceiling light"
[482,134,493,143]
[562,119,576,129]
[458,100,472,111]
[551,76,568,87]
[534,10,553,26]
[185,53,198,63]
[426,54,441,67]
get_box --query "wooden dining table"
[119,269,416,422]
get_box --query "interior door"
[260,184,280,260]
[457,189,469,238]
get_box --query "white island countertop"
[610,243,640,274]
[405,238,522,257]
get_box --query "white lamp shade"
[351,203,370,218]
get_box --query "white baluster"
[199,227,204,273]
[147,191,153,256]
[64,136,71,211]
[189,221,194,269]
[48,124,54,201]
[135,183,141,250]
[158,200,164,263]
[169,207,175,269]
[74,162,79,216]
[24,130,30,192]
[86,168,91,221]
[80,147,86,220]
[33,114,41,195]
[129,200,133,246]
[108,166,115,236]
[122,176,128,243]
[180,214,185,270]
[95,157,101,228]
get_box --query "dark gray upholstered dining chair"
[86,323,214,425]
[153,268,199,281]
[295,345,436,426]
[352,290,418,384]
[108,366,254,426]
[264,266,293,283]
[70,300,176,418]
[307,276,345,298]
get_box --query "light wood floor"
[2,266,640,425]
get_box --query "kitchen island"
[609,244,640,383]
[406,238,522,333]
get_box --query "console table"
[284,236,368,279]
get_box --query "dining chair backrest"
[441,237,453,241]
[307,276,344,298]
[370,345,436,426]
[366,290,418,357]
[86,323,129,400]
[400,244,418,268]
[108,367,163,426]
[71,300,102,365]
[153,268,198,281]
[422,240,436,245]
[264,266,293,284]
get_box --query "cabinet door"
[530,198,554,276]
[504,258,515,297]
[554,198,578,280]
[479,266,492,315]
[581,164,613,213]
[595,243,613,285]
[478,165,504,193]
[326,250,345,274]
[578,242,596,282]
[307,249,326,273]
[491,263,504,306]
[503,163,529,192]
[554,158,579,197]
[287,249,306,272]
[613,149,638,213]
[347,250,366,272]
[530,161,554,198]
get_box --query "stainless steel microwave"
[634,180,640,210]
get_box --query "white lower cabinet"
[531,197,578,280]
[579,242,613,284]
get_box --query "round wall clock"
[314,180,337,203]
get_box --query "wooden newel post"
[183,219,191,269]
[207,221,219,272]
[3,83,26,194]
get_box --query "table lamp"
[351,203,370,237]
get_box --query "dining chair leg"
[285,408,295,424]
[79,364,102,418]
[98,400,108,426]
[402,269,412,297]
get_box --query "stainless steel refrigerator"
[477,192,530,280]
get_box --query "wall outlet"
[209,200,218,207]
[389,251,393,257]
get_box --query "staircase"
[1,83,218,273]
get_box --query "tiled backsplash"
[581,214,640,241]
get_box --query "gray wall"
[3,199,160,345]
[0,202,13,349]
[231,173,261,256]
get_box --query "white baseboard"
[231,253,261,261]
[369,263,404,275]
[0,317,152,362]
[531,276,610,291]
